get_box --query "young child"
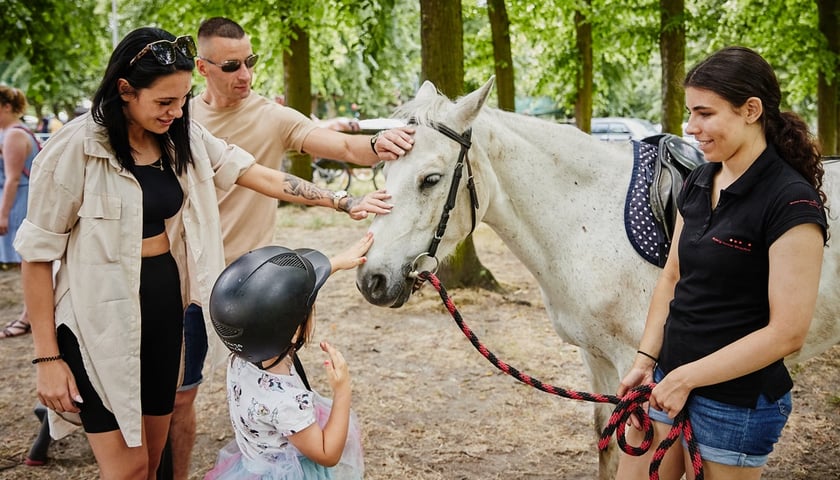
[205,233,372,480]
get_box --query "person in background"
[14,26,391,479]
[615,46,827,479]
[37,117,49,135]
[0,85,41,338]
[163,16,414,480]
[205,235,373,479]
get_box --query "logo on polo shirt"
[712,236,752,252]
[789,199,821,208]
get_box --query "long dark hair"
[91,27,194,175]
[684,46,826,207]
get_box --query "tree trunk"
[436,235,499,290]
[420,0,499,291]
[574,4,593,132]
[284,24,314,180]
[659,0,686,135]
[487,0,515,112]
[817,0,839,155]
[420,0,464,93]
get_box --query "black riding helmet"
[209,245,331,365]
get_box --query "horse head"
[357,77,496,307]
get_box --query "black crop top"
[134,158,184,238]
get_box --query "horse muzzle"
[356,264,415,308]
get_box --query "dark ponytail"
[769,110,826,207]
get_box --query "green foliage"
[462,0,662,122]
[1,0,109,116]
[121,0,420,118]
[4,0,833,129]
[688,0,828,122]
[463,2,496,94]
[304,0,421,118]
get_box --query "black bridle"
[409,121,479,288]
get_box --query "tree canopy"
[3,0,836,149]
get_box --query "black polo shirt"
[659,144,827,408]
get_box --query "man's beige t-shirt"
[191,92,318,264]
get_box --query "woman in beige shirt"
[14,27,390,480]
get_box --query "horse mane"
[392,88,566,142]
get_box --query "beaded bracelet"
[636,350,659,363]
[32,354,63,365]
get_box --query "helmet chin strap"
[256,343,296,371]
[257,353,288,371]
[254,335,312,389]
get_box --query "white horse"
[356,77,840,478]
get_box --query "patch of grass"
[305,215,332,229]
[275,204,307,228]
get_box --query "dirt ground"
[1,203,838,479]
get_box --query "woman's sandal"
[0,318,31,339]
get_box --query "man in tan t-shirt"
[164,17,415,480]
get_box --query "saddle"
[624,134,705,267]
[645,134,705,242]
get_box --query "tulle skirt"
[205,393,364,479]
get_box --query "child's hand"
[321,341,350,396]
[329,232,373,273]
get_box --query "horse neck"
[476,114,631,290]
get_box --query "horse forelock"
[392,93,455,128]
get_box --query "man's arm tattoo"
[284,175,329,201]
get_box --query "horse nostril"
[368,273,386,297]
[358,272,387,303]
[358,268,410,307]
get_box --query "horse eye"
[421,173,442,188]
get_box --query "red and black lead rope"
[418,271,704,480]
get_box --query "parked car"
[590,117,659,142]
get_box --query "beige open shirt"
[14,114,255,447]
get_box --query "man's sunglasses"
[130,35,196,67]
[200,54,259,73]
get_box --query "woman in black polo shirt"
[616,46,828,479]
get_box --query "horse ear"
[415,80,439,103]
[447,76,495,132]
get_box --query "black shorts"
[57,252,184,433]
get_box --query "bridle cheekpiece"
[408,119,479,290]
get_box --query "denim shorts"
[648,367,791,467]
[178,303,208,392]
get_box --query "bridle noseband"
[409,120,479,289]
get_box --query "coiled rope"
[418,271,703,479]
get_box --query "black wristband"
[370,131,382,155]
[636,350,658,363]
[32,354,63,365]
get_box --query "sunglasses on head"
[129,35,196,67]
[200,54,259,73]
